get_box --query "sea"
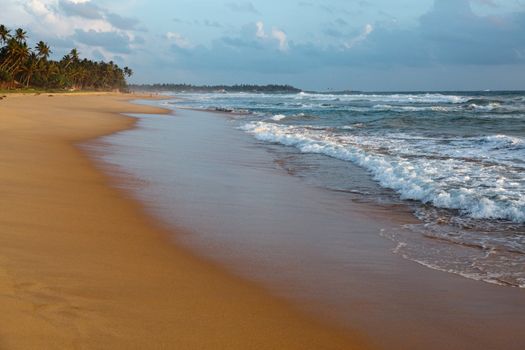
[161,90,525,288]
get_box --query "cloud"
[73,29,133,53]
[58,0,103,19]
[317,0,525,67]
[344,24,373,49]
[105,13,140,30]
[5,0,145,62]
[255,21,266,38]
[252,21,288,51]
[226,1,259,14]
[161,0,525,81]
[57,0,140,30]
[271,28,288,51]
[166,32,193,49]
[413,0,525,64]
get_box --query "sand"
[0,93,367,349]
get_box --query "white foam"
[271,114,287,121]
[372,104,456,112]
[467,102,502,111]
[294,92,469,104]
[240,122,525,223]
[381,227,525,288]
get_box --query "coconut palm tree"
[5,40,29,76]
[1,26,131,90]
[21,53,38,86]
[0,24,10,44]
[36,41,51,60]
[69,48,79,63]
[0,38,18,71]
[14,28,27,43]
[123,66,133,77]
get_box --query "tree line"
[0,25,132,91]
[130,83,302,93]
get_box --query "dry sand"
[0,93,367,349]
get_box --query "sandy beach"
[0,93,367,349]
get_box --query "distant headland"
[129,83,302,93]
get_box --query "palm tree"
[0,24,10,44]
[36,41,51,60]
[61,54,72,68]
[1,26,132,90]
[123,66,133,77]
[0,38,18,71]
[3,39,29,75]
[14,28,27,43]
[69,48,79,63]
[21,53,38,86]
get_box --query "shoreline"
[92,103,525,350]
[0,94,367,348]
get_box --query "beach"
[90,98,525,350]
[0,93,366,349]
[1,0,524,347]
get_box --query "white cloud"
[256,21,266,38]
[271,28,288,51]
[23,0,114,36]
[0,0,145,63]
[166,32,193,49]
[344,23,373,49]
[254,21,288,51]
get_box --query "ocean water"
[167,91,525,288]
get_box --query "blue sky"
[1,0,525,90]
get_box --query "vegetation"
[129,83,302,93]
[0,25,132,91]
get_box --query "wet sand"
[0,94,367,349]
[92,106,525,350]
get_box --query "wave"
[382,227,525,288]
[481,134,524,150]
[271,114,287,121]
[372,104,454,112]
[170,91,525,117]
[465,98,505,105]
[465,102,502,111]
[295,92,469,104]
[240,122,525,223]
[378,133,525,166]
[371,103,524,113]
[268,113,320,122]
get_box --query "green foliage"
[0,25,132,91]
[129,83,302,94]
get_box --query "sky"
[1,0,525,91]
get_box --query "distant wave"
[294,92,469,104]
[370,102,523,113]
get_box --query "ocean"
[163,91,525,288]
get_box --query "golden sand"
[0,93,367,349]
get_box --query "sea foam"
[241,122,525,223]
